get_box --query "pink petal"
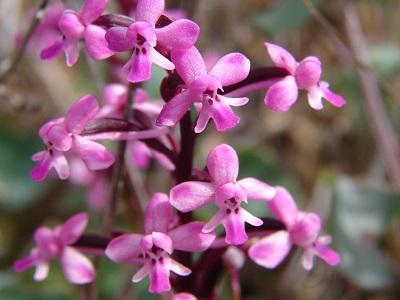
[34,227,59,258]
[268,186,298,229]
[73,136,115,170]
[290,213,321,246]
[207,144,238,185]
[103,83,127,107]
[51,151,70,179]
[302,247,315,270]
[202,209,226,233]
[127,22,157,46]
[240,207,263,227]
[130,140,151,168]
[314,241,340,266]
[47,125,72,151]
[126,50,152,83]
[105,27,132,52]
[64,94,99,135]
[151,232,173,254]
[156,89,193,127]
[59,213,88,245]
[30,152,53,181]
[319,81,346,108]
[80,0,108,24]
[135,0,164,25]
[64,38,80,67]
[195,98,240,133]
[30,151,69,181]
[40,37,64,61]
[148,260,172,293]
[164,256,191,276]
[168,222,216,252]
[61,247,95,284]
[248,230,292,268]
[208,53,250,86]
[171,47,207,85]
[171,293,198,300]
[58,12,85,39]
[156,19,199,49]
[265,42,297,74]
[85,25,114,60]
[295,56,321,89]
[150,48,175,70]
[222,211,248,245]
[169,182,215,212]
[144,193,173,234]
[34,262,50,281]
[217,94,249,107]
[264,76,298,112]
[132,261,151,282]
[237,177,276,201]
[214,182,237,206]
[13,254,36,273]
[105,234,143,262]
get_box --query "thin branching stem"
[0,0,48,81]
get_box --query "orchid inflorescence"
[13,0,344,298]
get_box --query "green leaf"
[251,0,322,35]
[332,176,400,289]
[367,43,400,77]
[0,129,50,212]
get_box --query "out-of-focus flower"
[248,186,340,270]
[41,0,113,66]
[264,42,346,112]
[13,213,95,284]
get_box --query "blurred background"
[1,0,400,299]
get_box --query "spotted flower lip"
[156,46,250,133]
[105,0,200,83]
[105,193,215,294]
[264,42,346,112]
[248,186,340,270]
[13,213,95,284]
[169,144,276,245]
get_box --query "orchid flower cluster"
[13,0,345,298]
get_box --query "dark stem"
[172,110,198,293]
[194,218,285,299]
[101,84,137,235]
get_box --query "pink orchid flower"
[30,94,115,181]
[156,47,250,133]
[31,93,168,181]
[41,0,113,66]
[105,0,200,83]
[106,193,215,293]
[264,42,346,112]
[248,186,340,270]
[169,144,276,245]
[17,3,65,54]
[13,213,95,284]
